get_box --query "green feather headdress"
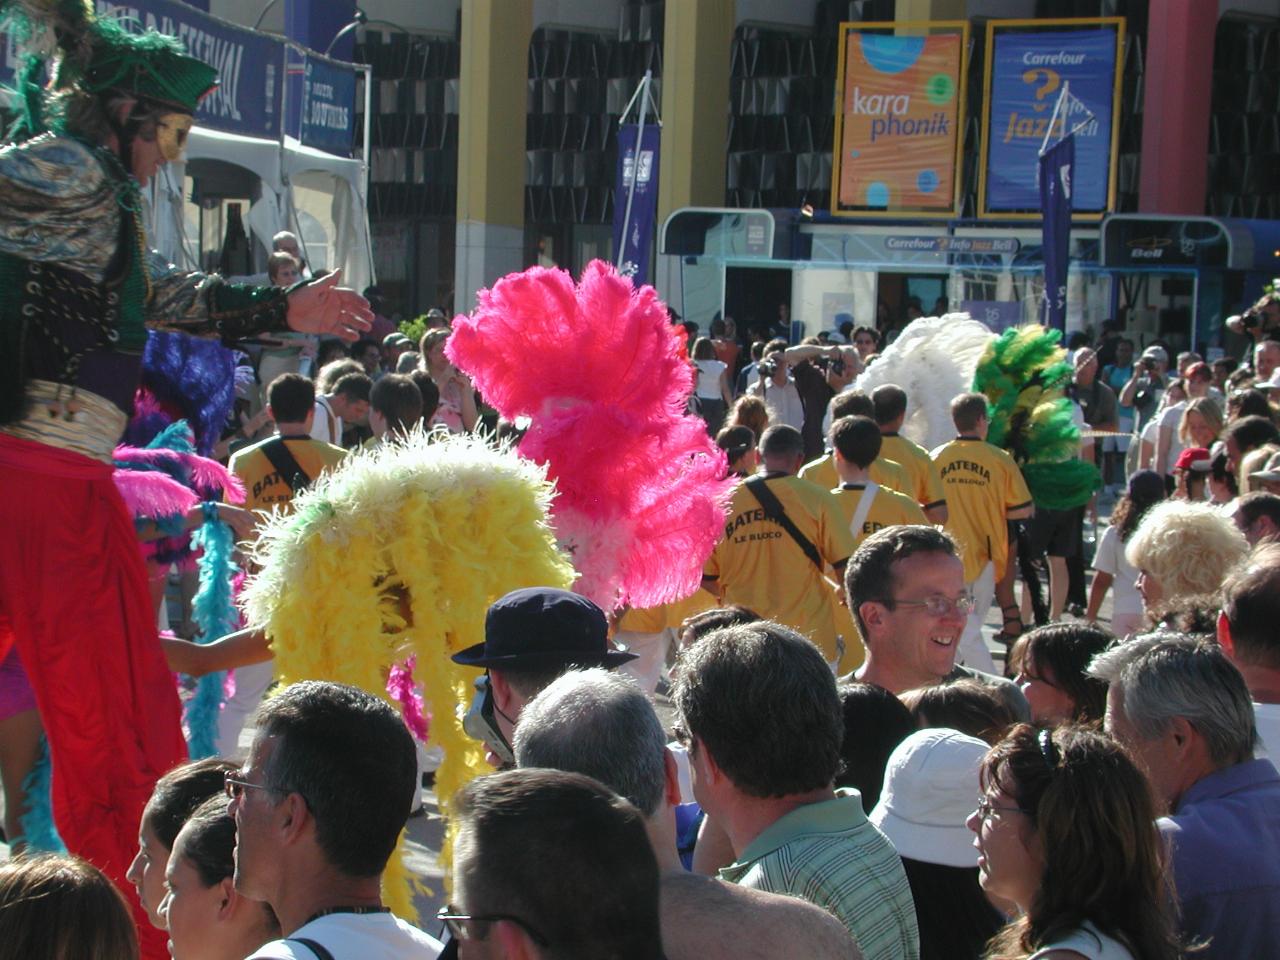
[972,324,1101,510]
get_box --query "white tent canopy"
[149,127,373,294]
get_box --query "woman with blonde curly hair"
[1125,500,1248,622]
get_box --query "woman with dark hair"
[1226,387,1273,423]
[1208,450,1238,504]
[835,682,916,813]
[1013,623,1113,726]
[900,679,1019,746]
[715,425,758,478]
[1086,469,1165,637]
[691,337,732,435]
[159,797,279,960]
[967,725,1183,960]
[125,758,236,930]
[0,855,138,960]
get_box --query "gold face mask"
[154,113,194,162]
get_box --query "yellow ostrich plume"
[240,430,575,917]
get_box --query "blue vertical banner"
[612,123,661,285]
[1039,134,1074,332]
[981,22,1121,214]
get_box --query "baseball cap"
[1185,361,1212,382]
[1175,447,1212,472]
[1141,345,1169,365]
[450,587,635,669]
[869,728,988,868]
[382,332,411,348]
[1250,450,1280,483]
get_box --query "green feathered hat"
[80,17,218,114]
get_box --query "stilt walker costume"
[0,5,371,953]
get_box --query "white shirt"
[1156,400,1187,473]
[310,395,341,446]
[694,359,728,399]
[248,912,442,959]
[1256,701,1280,758]
[1092,525,1143,615]
[750,374,804,430]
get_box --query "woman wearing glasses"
[966,725,1184,960]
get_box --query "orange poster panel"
[838,32,963,212]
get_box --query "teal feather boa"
[184,511,240,758]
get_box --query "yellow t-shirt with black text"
[799,453,911,496]
[929,437,1032,582]
[229,435,348,513]
[830,482,930,550]
[881,433,947,513]
[705,474,856,661]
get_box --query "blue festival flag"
[1039,134,1074,331]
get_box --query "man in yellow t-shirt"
[873,384,948,523]
[704,424,856,668]
[801,389,911,494]
[930,392,1033,673]
[828,416,929,548]
[224,373,347,757]
[230,373,348,513]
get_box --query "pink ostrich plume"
[449,260,733,611]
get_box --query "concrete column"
[894,0,965,19]
[453,0,532,313]
[654,0,732,308]
[1138,0,1216,214]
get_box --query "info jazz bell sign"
[831,22,969,218]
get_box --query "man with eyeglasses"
[845,525,1029,721]
[445,767,665,959]
[226,680,442,959]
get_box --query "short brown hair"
[1222,542,1280,669]
[0,856,138,960]
[951,392,989,433]
[829,389,874,421]
[370,374,423,436]
[829,415,882,469]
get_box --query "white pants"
[215,659,275,759]
[616,629,674,696]
[960,561,997,674]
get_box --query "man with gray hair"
[513,668,859,960]
[672,621,918,958]
[1088,634,1280,958]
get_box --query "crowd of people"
[2,10,1279,957]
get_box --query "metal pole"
[615,70,650,271]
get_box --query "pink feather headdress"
[448,260,733,611]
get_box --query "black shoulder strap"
[287,938,337,960]
[260,437,313,494]
[745,476,824,571]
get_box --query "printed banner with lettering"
[982,23,1121,215]
[1,2,284,138]
[833,24,966,217]
[612,123,661,285]
[295,53,358,157]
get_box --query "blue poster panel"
[982,24,1120,214]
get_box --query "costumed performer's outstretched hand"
[286,269,374,342]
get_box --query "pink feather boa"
[448,260,733,610]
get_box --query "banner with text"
[833,23,967,217]
[295,52,358,157]
[1,2,284,139]
[981,21,1121,215]
[612,123,660,285]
